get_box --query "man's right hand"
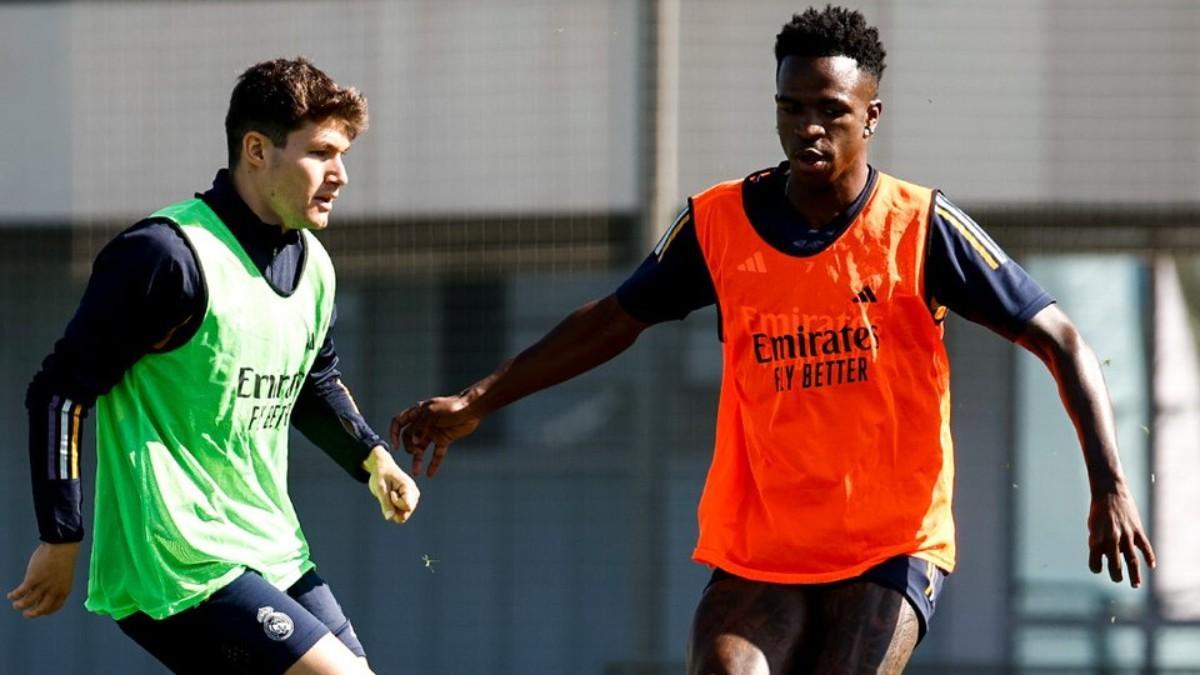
[8,542,80,618]
[390,395,481,477]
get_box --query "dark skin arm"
[1015,303,1156,588]
[391,295,648,476]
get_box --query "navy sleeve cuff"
[1008,294,1057,340]
[33,480,84,544]
[291,377,382,483]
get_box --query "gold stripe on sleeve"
[937,207,999,271]
[70,402,83,479]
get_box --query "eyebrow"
[310,140,349,153]
[775,94,851,106]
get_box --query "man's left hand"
[363,446,420,524]
[1087,484,1156,588]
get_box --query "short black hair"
[225,57,368,168]
[775,5,886,81]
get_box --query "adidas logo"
[737,251,768,273]
[852,286,878,304]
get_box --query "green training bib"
[86,199,335,620]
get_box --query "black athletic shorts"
[707,555,947,642]
[117,569,364,675]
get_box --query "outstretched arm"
[391,294,649,476]
[1015,303,1156,587]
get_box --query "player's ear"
[864,99,883,138]
[241,131,271,169]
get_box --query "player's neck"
[785,162,870,230]
[229,166,286,232]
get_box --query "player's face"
[260,119,351,231]
[775,55,881,189]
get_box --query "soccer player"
[390,7,1155,674]
[8,58,417,675]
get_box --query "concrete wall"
[2,0,1197,223]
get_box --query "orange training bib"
[691,171,955,583]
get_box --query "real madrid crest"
[256,606,295,641]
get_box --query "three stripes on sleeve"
[934,194,1008,271]
[45,395,83,481]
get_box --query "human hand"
[363,446,420,524]
[389,395,481,477]
[8,542,80,618]
[1087,485,1156,588]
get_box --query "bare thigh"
[687,575,814,675]
[284,634,370,675]
[807,581,919,675]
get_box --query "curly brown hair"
[225,57,368,167]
